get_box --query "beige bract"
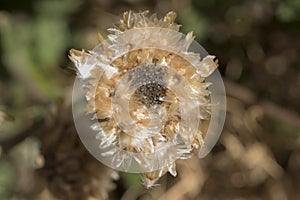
[69,10,218,187]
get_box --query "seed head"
[69,10,219,187]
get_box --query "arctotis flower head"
[70,10,226,187]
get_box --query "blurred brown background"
[0,0,300,199]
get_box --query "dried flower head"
[70,10,224,188]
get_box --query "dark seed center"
[134,83,166,107]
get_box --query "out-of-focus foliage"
[0,0,300,199]
[277,0,300,22]
[0,159,15,198]
[0,0,80,103]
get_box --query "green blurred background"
[0,0,300,199]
